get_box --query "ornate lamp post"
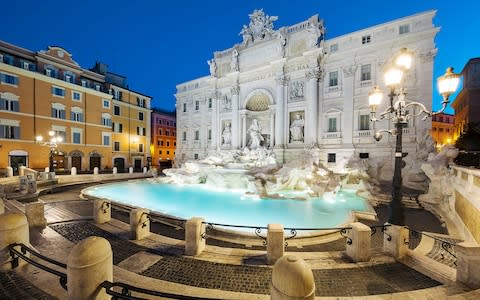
[368,48,460,225]
[36,131,63,173]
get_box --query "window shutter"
[51,108,56,117]
[143,128,146,136]
[119,123,123,133]
[0,99,5,110]
[14,127,20,139]
[12,101,19,112]
[60,110,66,119]
[70,112,75,120]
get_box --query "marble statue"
[307,20,326,47]
[290,114,305,142]
[239,9,278,45]
[248,119,264,149]
[207,59,216,77]
[222,123,232,145]
[230,49,239,72]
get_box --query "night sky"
[1,0,477,114]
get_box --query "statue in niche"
[207,59,216,77]
[239,9,278,45]
[290,81,304,98]
[222,122,232,145]
[248,119,264,149]
[290,113,305,142]
[230,49,239,72]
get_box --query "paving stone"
[0,271,57,300]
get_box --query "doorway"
[9,154,27,176]
[89,155,101,170]
[134,159,142,171]
[114,157,125,173]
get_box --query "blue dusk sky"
[1,0,478,114]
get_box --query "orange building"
[451,57,480,140]
[0,40,151,175]
[151,109,176,168]
[431,113,454,150]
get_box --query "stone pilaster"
[305,67,321,144]
[275,75,288,148]
[231,85,240,148]
[342,65,356,146]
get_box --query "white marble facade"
[175,9,438,170]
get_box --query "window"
[52,86,65,97]
[113,106,120,116]
[138,144,144,152]
[330,43,338,53]
[64,73,74,83]
[0,97,19,112]
[81,79,88,87]
[159,150,162,155]
[194,130,199,140]
[182,131,187,141]
[195,101,199,110]
[137,97,145,107]
[328,153,336,163]
[51,105,66,119]
[0,124,20,139]
[183,103,187,112]
[166,121,169,126]
[103,135,110,146]
[166,130,170,136]
[361,64,371,81]
[101,113,112,126]
[113,122,123,133]
[158,129,162,135]
[208,98,212,108]
[94,84,101,91]
[359,114,370,130]
[53,130,66,143]
[0,73,19,86]
[45,68,56,78]
[2,55,13,65]
[194,154,199,160]
[70,110,84,122]
[399,24,410,35]
[174,142,176,146]
[361,35,371,44]
[102,99,110,108]
[359,153,369,159]
[208,129,212,140]
[139,112,144,121]
[167,141,170,147]
[160,140,164,146]
[72,132,81,144]
[72,91,82,101]
[329,71,338,87]
[114,141,120,151]
[157,140,160,146]
[328,118,337,132]
[166,150,170,155]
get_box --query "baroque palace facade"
[0,41,151,174]
[175,10,438,171]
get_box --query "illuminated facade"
[0,40,151,174]
[451,57,480,140]
[175,10,438,171]
[431,113,454,150]
[151,109,176,167]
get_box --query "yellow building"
[151,109,176,168]
[0,40,151,175]
[431,113,455,150]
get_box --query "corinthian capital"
[305,67,323,81]
[230,85,240,95]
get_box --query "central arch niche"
[243,89,274,148]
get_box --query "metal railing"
[405,227,458,266]
[8,243,67,290]
[369,224,392,240]
[201,222,354,247]
[101,281,209,300]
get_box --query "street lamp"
[368,48,460,225]
[36,130,63,173]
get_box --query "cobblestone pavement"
[49,222,441,296]
[49,222,147,265]
[141,258,441,296]
[0,271,57,300]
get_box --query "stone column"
[93,200,111,224]
[275,75,288,148]
[129,208,150,240]
[270,111,275,148]
[456,242,480,288]
[267,224,284,265]
[231,85,240,149]
[211,93,218,149]
[342,66,356,145]
[383,224,409,259]
[25,202,46,228]
[0,213,29,271]
[270,255,315,300]
[346,222,372,262]
[185,217,206,256]
[305,68,320,144]
[241,114,247,148]
[67,236,113,300]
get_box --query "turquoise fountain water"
[83,180,368,228]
